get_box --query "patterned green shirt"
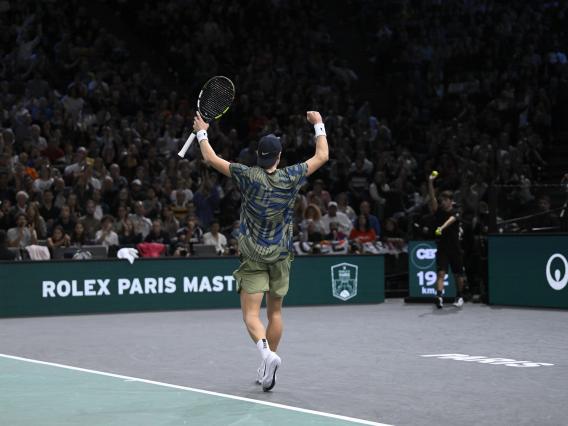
[229,162,308,263]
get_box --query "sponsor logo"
[421,354,554,368]
[41,275,236,298]
[410,243,437,270]
[546,253,568,291]
[331,263,358,301]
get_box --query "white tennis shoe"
[261,351,281,392]
[256,358,266,385]
[453,297,464,308]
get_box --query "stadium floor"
[1,300,566,426]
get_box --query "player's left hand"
[193,112,209,132]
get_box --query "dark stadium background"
[1,0,567,300]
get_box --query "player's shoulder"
[229,162,248,173]
[281,162,307,176]
[229,162,252,179]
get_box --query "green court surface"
[0,354,389,426]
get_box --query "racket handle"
[178,133,196,158]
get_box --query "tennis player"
[193,111,329,391]
[428,173,465,309]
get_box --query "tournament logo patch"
[331,263,358,301]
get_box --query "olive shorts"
[233,254,293,297]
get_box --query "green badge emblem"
[331,263,358,301]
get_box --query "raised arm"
[305,111,329,177]
[193,112,231,177]
[435,215,456,236]
[428,172,438,213]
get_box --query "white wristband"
[196,130,208,143]
[314,123,326,137]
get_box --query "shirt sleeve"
[284,162,308,187]
[229,163,249,190]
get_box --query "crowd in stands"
[0,0,567,261]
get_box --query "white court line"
[0,353,392,426]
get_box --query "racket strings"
[199,77,235,120]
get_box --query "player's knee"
[267,309,282,322]
[243,311,260,327]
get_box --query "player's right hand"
[306,111,322,125]
[193,112,209,132]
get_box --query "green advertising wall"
[408,241,456,298]
[0,255,384,317]
[489,235,568,309]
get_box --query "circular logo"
[545,254,568,291]
[411,243,437,270]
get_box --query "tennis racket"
[178,76,235,158]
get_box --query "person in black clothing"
[144,219,171,245]
[428,173,465,309]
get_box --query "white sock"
[256,338,271,360]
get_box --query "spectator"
[129,201,152,239]
[7,213,37,248]
[170,189,192,221]
[530,196,560,231]
[381,217,405,251]
[63,147,87,177]
[349,214,377,244]
[70,222,91,246]
[66,193,81,219]
[0,200,13,230]
[320,201,353,235]
[203,220,227,255]
[306,220,324,243]
[42,138,65,163]
[369,171,389,220]
[109,164,128,191]
[118,218,143,246]
[142,187,162,220]
[360,201,381,237]
[0,172,15,204]
[55,205,76,236]
[10,191,29,224]
[325,222,347,241]
[95,215,119,247]
[307,179,332,213]
[130,179,147,201]
[161,206,180,238]
[172,232,191,257]
[300,204,325,238]
[32,165,54,193]
[193,173,220,229]
[179,216,204,246]
[112,187,132,216]
[91,189,108,221]
[80,200,100,241]
[39,189,60,231]
[348,157,371,208]
[145,219,171,244]
[0,229,17,260]
[336,192,357,222]
[47,225,70,251]
[26,202,47,239]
